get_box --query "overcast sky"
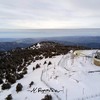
[0,0,100,29]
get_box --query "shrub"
[0,78,3,84]
[17,66,23,72]
[7,76,16,84]
[33,67,35,71]
[39,56,43,60]
[41,94,52,100]
[2,83,11,90]
[16,73,24,80]
[48,61,52,66]
[35,56,40,60]
[22,70,27,75]
[5,74,11,80]
[0,72,4,78]
[29,81,34,88]
[16,83,23,93]
[44,61,47,65]
[36,64,40,69]
[23,67,27,71]
[5,94,12,100]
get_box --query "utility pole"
[82,88,85,100]
[66,89,67,100]
[83,88,84,95]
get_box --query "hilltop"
[0,41,92,100]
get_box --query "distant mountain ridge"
[0,42,30,51]
[0,36,100,51]
[15,36,100,44]
[21,36,100,49]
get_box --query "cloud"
[0,0,100,29]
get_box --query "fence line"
[41,53,100,100]
[41,69,61,100]
[58,55,65,66]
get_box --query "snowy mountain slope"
[0,55,63,100]
[1,50,100,100]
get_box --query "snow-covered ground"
[1,50,100,100]
[43,50,100,100]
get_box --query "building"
[94,51,100,66]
